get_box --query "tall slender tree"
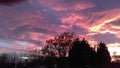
[97,42,111,64]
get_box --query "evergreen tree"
[69,38,96,66]
[97,42,111,64]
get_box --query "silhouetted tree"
[97,42,111,64]
[40,32,111,68]
[42,32,77,57]
[69,38,96,67]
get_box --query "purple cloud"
[0,0,120,53]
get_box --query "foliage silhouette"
[96,42,111,64]
[42,32,77,57]
[41,32,111,67]
[69,38,96,67]
[0,32,112,68]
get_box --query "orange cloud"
[99,30,117,34]
[111,26,120,29]
[89,9,120,33]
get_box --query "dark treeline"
[69,38,111,68]
[0,32,119,68]
[41,32,111,68]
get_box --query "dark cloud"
[110,19,120,26]
[30,28,57,34]
[0,0,25,6]
[92,33,120,44]
[38,0,94,11]
[72,25,89,34]
[91,0,120,11]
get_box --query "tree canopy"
[42,32,77,57]
[40,32,111,67]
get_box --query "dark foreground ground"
[0,62,120,68]
[106,62,120,68]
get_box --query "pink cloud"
[89,9,120,32]
[27,32,54,42]
[51,2,94,11]
[61,13,88,29]
[0,46,27,53]
[34,0,95,11]
[0,0,120,54]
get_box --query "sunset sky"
[0,0,120,55]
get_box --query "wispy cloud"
[0,0,120,53]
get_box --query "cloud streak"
[0,0,120,53]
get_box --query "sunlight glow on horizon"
[107,43,120,56]
[106,43,120,62]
